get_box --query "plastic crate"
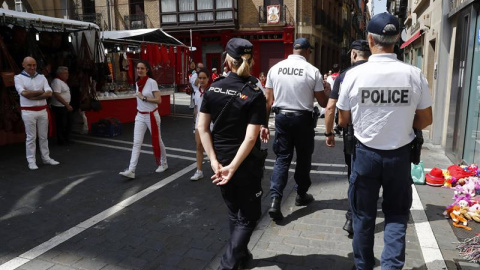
[91,118,122,137]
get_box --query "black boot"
[343,218,353,235]
[295,193,314,206]
[268,197,283,220]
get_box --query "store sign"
[267,5,280,24]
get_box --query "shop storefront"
[0,8,100,145]
[86,29,188,125]
[445,1,480,164]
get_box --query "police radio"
[410,129,423,165]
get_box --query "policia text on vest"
[359,87,411,106]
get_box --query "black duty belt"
[277,109,311,116]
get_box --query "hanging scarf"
[136,76,149,93]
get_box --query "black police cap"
[350,40,370,52]
[226,38,253,59]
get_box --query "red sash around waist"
[138,108,161,165]
[20,105,53,137]
[20,105,48,111]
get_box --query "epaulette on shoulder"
[246,76,260,91]
[213,76,226,82]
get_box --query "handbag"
[212,77,268,179]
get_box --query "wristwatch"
[142,96,147,102]
[324,132,334,137]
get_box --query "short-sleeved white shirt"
[14,71,52,107]
[136,78,159,112]
[50,78,71,107]
[266,54,324,111]
[337,53,433,150]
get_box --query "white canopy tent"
[102,28,184,47]
[0,8,99,31]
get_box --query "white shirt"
[266,54,324,111]
[136,78,159,112]
[337,53,433,150]
[14,71,52,107]
[50,78,71,107]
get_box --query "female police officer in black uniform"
[197,38,266,270]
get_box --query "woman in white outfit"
[119,60,168,179]
[190,68,210,181]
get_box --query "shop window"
[15,0,24,12]
[160,0,237,29]
[82,0,95,14]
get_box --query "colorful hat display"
[425,167,445,187]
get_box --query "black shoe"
[295,193,314,206]
[268,197,283,220]
[236,250,253,269]
[343,219,353,235]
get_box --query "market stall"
[0,8,101,145]
[89,28,189,125]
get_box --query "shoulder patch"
[246,76,260,91]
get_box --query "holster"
[344,124,355,155]
[410,129,423,165]
[312,106,320,129]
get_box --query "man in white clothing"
[15,57,60,170]
[51,66,73,145]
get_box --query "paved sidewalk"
[0,94,479,270]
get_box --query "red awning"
[400,30,422,49]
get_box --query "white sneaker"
[190,170,203,181]
[119,169,135,179]
[28,163,38,170]
[156,164,168,173]
[44,159,60,165]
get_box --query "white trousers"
[128,111,167,171]
[21,110,51,164]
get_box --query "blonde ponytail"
[225,53,254,78]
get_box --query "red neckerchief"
[137,76,149,93]
[58,77,67,83]
[199,84,209,97]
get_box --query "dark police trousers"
[349,142,412,270]
[51,105,73,144]
[218,165,262,270]
[270,112,314,198]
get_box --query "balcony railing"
[124,14,148,30]
[75,13,102,28]
[259,5,287,25]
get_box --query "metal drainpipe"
[294,0,298,39]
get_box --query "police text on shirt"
[358,87,411,106]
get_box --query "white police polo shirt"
[337,53,432,150]
[266,54,324,111]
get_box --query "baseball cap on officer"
[226,38,253,59]
[293,37,314,50]
[350,40,370,52]
[367,12,400,36]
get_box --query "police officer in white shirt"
[262,37,329,221]
[15,57,60,170]
[337,13,433,270]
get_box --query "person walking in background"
[198,38,266,270]
[222,66,230,77]
[326,63,340,88]
[15,56,60,170]
[324,40,371,236]
[51,66,74,146]
[211,68,219,81]
[190,68,210,181]
[261,38,330,221]
[258,72,266,88]
[119,60,168,179]
[337,13,433,269]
